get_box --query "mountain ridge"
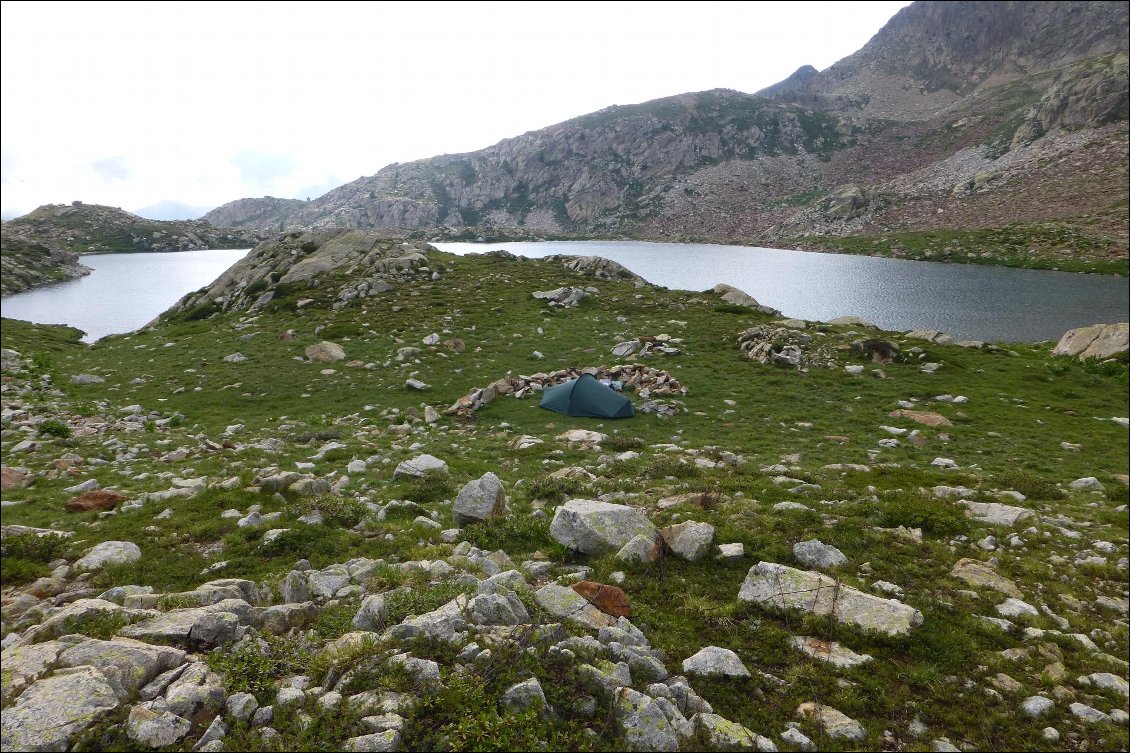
[203,0,1128,274]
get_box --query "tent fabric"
[539,373,634,419]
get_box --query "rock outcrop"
[1052,322,1129,360]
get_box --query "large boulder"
[534,584,617,630]
[1052,323,1128,360]
[682,646,750,678]
[660,521,714,561]
[56,637,186,696]
[739,561,923,636]
[304,341,346,362]
[74,540,142,571]
[0,666,121,752]
[711,283,780,315]
[119,599,255,647]
[126,705,192,748]
[453,472,507,526]
[792,539,847,570]
[550,500,656,555]
[613,687,681,752]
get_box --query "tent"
[539,373,634,419]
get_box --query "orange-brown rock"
[888,409,953,427]
[572,581,631,618]
[1,467,29,491]
[65,490,128,513]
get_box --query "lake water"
[0,248,250,342]
[435,240,1129,343]
[1,241,1126,344]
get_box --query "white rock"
[682,646,750,678]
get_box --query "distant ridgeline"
[203,1,1129,274]
[0,203,264,295]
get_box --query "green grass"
[1,244,1127,752]
[794,221,1129,276]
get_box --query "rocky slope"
[0,231,91,296]
[1,238,1126,752]
[203,1,1128,273]
[758,0,1129,120]
[1,203,264,295]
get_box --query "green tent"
[539,373,634,419]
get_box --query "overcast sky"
[0,1,911,219]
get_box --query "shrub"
[206,635,313,699]
[38,419,72,438]
[410,469,455,504]
[287,496,370,527]
[876,494,968,535]
[462,515,550,553]
[313,602,360,640]
[645,455,700,479]
[526,474,585,502]
[1,531,70,561]
[61,611,131,640]
[382,582,472,627]
[992,469,1066,500]
[602,435,644,452]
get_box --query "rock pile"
[446,365,688,415]
[738,326,842,369]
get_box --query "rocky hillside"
[0,231,91,296]
[1,235,1127,752]
[203,1,1128,274]
[759,0,1129,120]
[1,203,264,294]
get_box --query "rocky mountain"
[1,203,265,295]
[759,0,1129,120]
[203,1,1128,272]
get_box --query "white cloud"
[0,0,912,218]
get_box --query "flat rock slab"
[962,501,1033,526]
[392,454,447,478]
[739,561,923,636]
[550,499,656,555]
[56,637,186,696]
[0,666,121,752]
[119,599,254,646]
[949,558,1023,598]
[790,636,873,667]
[1,641,65,704]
